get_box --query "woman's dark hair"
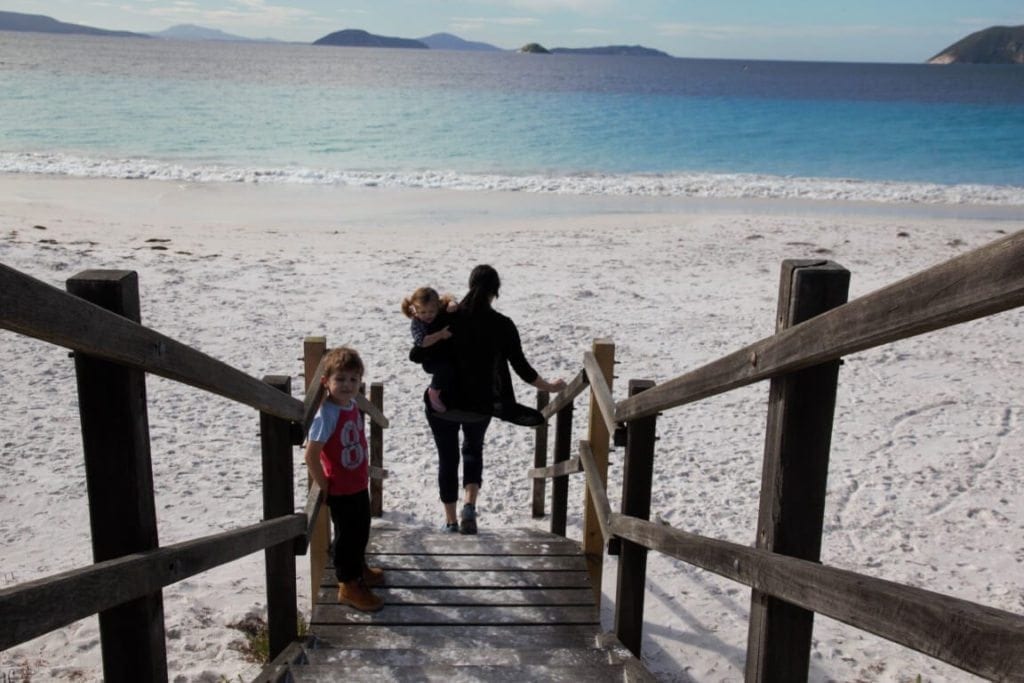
[462,264,500,315]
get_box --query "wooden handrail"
[0,264,302,422]
[583,351,617,434]
[301,485,324,553]
[617,230,1024,422]
[0,514,305,651]
[356,394,390,429]
[541,367,589,418]
[608,513,1024,681]
[528,455,582,479]
[578,440,612,545]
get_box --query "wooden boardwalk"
[258,521,655,682]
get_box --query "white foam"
[2,151,1023,206]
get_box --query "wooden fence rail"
[0,264,302,422]
[0,515,305,651]
[0,266,391,681]
[528,230,1024,682]
[617,230,1024,422]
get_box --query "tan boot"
[337,579,383,612]
[362,563,385,588]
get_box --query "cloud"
[655,21,926,42]
[450,15,540,32]
[472,0,615,14]
[125,0,318,29]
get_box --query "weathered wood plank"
[615,379,657,658]
[312,604,599,626]
[746,260,849,683]
[303,646,627,667]
[355,393,390,429]
[532,390,550,518]
[528,455,582,480]
[316,587,595,606]
[369,382,384,516]
[579,440,612,544]
[551,400,574,537]
[582,340,615,604]
[0,263,302,421]
[367,532,581,556]
[68,270,167,683]
[583,350,617,435]
[302,338,330,597]
[541,367,589,418]
[262,375,299,659]
[321,570,591,589]
[310,624,603,649]
[359,553,586,571]
[610,514,1024,681]
[287,663,625,682]
[0,515,305,650]
[617,229,1024,422]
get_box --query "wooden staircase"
[256,522,654,682]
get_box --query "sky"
[6,0,1024,63]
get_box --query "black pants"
[427,410,490,504]
[327,488,370,583]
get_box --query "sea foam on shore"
[3,151,1024,206]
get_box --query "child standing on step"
[303,346,385,612]
[401,286,458,413]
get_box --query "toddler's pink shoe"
[427,387,447,413]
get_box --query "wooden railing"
[0,265,389,681]
[528,230,1024,682]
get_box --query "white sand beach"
[1,174,1021,682]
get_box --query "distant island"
[928,25,1024,64]
[418,32,501,52]
[0,10,147,38]
[518,43,550,54]
[0,11,674,58]
[313,29,427,49]
[552,45,671,57]
[516,42,669,57]
[150,24,272,42]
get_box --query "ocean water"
[2,31,1024,205]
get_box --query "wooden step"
[288,662,633,682]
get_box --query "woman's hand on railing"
[533,376,567,394]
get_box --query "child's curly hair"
[401,286,455,319]
[321,346,364,378]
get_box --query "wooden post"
[67,270,167,683]
[550,400,573,537]
[370,382,384,517]
[745,260,850,683]
[582,339,614,603]
[532,390,550,518]
[615,379,656,657]
[303,337,329,612]
[261,375,298,660]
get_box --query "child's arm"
[420,326,452,348]
[303,441,330,494]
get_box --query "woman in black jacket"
[418,264,565,534]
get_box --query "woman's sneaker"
[441,521,459,533]
[459,503,477,535]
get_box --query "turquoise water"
[2,32,1023,203]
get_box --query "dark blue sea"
[2,31,1023,204]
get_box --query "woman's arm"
[531,376,567,393]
